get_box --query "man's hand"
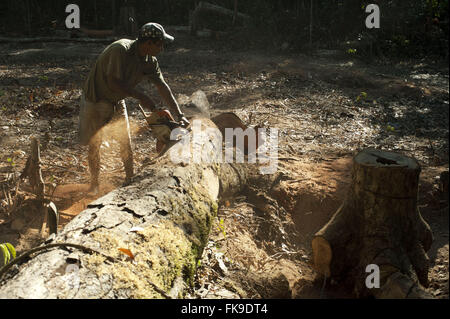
[178,115,190,127]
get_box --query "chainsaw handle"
[138,104,149,118]
[138,104,184,130]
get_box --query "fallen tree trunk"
[312,148,434,298]
[0,118,250,298]
[195,1,250,22]
[78,27,115,38]
[190,1,251,35]
[0,37,117,44]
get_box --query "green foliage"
[6,157,15,167]
[1,243,16,266]
[217,217,226,238]
[356,91,368,102]
[386,125,396,132]
[426,0,449,18]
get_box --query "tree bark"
[312,148,434,298]
[0,118,250,299]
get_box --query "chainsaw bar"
[138,104,191,157]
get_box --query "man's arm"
[154,80,186,121]
[107,75,156,111]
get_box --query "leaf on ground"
[1,243,16,265]
[118,248,135,260]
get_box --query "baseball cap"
[138,22,174,43]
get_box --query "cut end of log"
[353,148,421,198]
[311,236,332,277]
[355,148,419,170]
[210,112,262,154]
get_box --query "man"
[79,22,188,192]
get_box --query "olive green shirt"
[83,39,165,104]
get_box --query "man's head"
[137,22,174,57]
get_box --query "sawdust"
[52,183,117,226]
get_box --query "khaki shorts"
[78,95,129,145]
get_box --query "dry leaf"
[118,248,134,260]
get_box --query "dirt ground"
[0,30,448,299]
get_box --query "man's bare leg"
[88,134,102,193]
[120,140,134,186]
[115,100,134,186]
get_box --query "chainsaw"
[138,104,189,153]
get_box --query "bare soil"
[0,32,448,299]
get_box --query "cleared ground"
[0,32,448,298]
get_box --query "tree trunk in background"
[232,0,238,26]
[25,0,31,36]
[119,5,138,36]
[309,0,313,52]
[112,0,116,30]
[312,148,434,299]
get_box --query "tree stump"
[19,137,59,236]
[20,137,45,199]
[312,148,434,298]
